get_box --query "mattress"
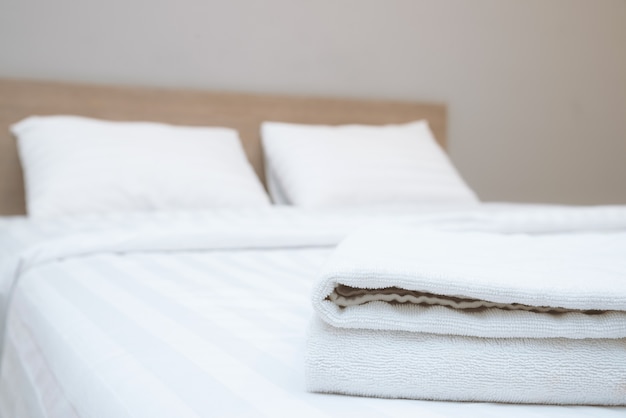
[0,206,624,418]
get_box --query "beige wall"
[1,0,624,204]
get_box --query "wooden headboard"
[0,78,447,216]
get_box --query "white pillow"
[12,115,270,218]
[261,120,478,207]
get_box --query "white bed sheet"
[0,206,624,418]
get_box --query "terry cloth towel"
[306,226,626,405]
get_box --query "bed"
[0,79,624,418]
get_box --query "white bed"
[1,206,625,418]
[0,79,624,417]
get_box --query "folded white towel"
[307,224,626,405]
[312,228,626,339]
[306,317,626,405]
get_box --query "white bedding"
[0,206,625,417]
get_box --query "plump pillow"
[261,120,478,207]
[12,115,270,218]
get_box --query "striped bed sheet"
[0,206,625,418]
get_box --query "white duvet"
[0,206,625,417]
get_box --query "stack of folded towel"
[306,225,626,405]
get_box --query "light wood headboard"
[0,78,447,216]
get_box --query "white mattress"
[0,206,624,417]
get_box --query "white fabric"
[0,216,25,228]
[312,227,626,339]
[12,115,270,218]
[308,215,626,404]
[0,206,479,350]
[307,318,626,405]
[265,158,291,205]
[261,120,478,207]
[1,207,626,416]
